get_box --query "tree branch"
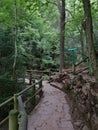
[57,0,62,14]
[46,0,57,6]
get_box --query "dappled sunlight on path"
[28,81,75,130]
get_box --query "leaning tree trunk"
[80,26,85,59]
[57,0,66,72]
[13,0,18,78]
[82,0,98,80]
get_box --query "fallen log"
[75,57,88,67]
[76,67,88,74]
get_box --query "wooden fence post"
[29,72,32,85]
[39,78,43,97]
[32,80,36,105]
[14,94,18,110]
[9,109,18,130]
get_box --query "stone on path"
[28,81,75,130]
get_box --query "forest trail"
[28,81,75,130]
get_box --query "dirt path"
[28,81,75,130]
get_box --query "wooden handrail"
[27,69,42,72]
[0,74,42,109]
[0,77,43,128]
[17,83,36,96]
[75,57,88,67]
[0,97,13,128]
[27,70,52,75]
[0,97,14,108]
[17,77,43,96]
[0,116,9,126]
[76,67,88,74]
[25,87,42,105]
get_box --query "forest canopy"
[0,0,98,102]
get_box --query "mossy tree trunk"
[82,0,98,80]
[57,0,66,72]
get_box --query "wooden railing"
[72,57,89,74]
[0,77,43,130]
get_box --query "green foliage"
[0,1,98,120]
[0,28,25,98]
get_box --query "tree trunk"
[82,0,98,80]
[13,0,17,77]
[57,0,66,72]
[80,27,85,59]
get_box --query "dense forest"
[1,0,98,130]
[0,0,98,110]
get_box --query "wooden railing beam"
[17,78,43,96]
[0,77,43,129]
[25,87,42,105]
[0,97,13,108]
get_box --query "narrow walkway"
[28,81,75,130]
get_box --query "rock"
[93,114,98,124]
[78,104,87,113]
[77,80,83,88]
[91,89,96,96]
[74,120,82,127]
[49,72,98,130]
[94,124,98,130]
[63,79,71,90]
[82,125,89,130]
[82,83,90,96]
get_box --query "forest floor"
[28,81,75,130]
